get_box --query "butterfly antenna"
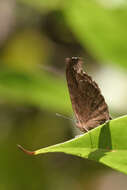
[56,113,73,121]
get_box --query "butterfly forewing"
[66,57,110,132]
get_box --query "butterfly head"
[66,57,83,72]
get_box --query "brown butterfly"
[66,57,111,132]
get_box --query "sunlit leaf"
[20,115,127,175]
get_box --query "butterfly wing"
[66,57,110,132]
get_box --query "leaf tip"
[17,144,35,155]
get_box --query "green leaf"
[0,68,72,114]
[64,0,127,69]
[19,115,127,175]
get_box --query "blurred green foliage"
[18,0,61,11]
[18,0,127,70]
[64,0,127,69]
[0,0,127,190]
[2,29,52,71]
[0,68,72,114]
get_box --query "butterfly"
[66,57,111,132]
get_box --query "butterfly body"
[66,57,111,132]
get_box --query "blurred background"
[1,0,127,189]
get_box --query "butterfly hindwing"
[66,57,110,132]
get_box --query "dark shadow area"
[88,122,112,161]
[98,122,112,150]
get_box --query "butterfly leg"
[105,116,112,125]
